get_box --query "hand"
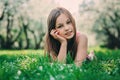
[50,29,67,43]
[88,50,96,60]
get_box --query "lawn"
[0,48,120,80]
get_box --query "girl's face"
[55,13,75,40]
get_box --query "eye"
[66,20,71,24]
[56,25,63,28]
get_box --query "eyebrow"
[56,18,71,27]
[57,23,62,26]
[67,18,70,21]
[56,23,63,28]
[56,22,63,27]
[57,18,70,24]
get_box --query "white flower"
[50,75,55,80]
[70,69,73,72]
[17,70,21,75]
[39,66,43,71]
[79,68,82,72]
[59,65,64,71]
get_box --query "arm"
[74,34,88,66]
[50,29,67,63]
[57,41,67,63]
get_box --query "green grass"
[0,48,120,80]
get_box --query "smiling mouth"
[65,31,72,35]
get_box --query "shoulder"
[75,33,88,65]
[77,33,88,44]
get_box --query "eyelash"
[56,20,71,28]
[67,21,71,24]
[57,25,63,28]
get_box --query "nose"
[64,25,69,31]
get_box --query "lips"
[65,31,72,36]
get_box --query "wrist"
[61,40,67,45]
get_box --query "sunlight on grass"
[0,50,44,55]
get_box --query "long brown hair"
[44,7,78,61]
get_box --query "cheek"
[56,29,63,35]
[60,31,65,37]
[71,25,74,29]
[59,31,63,35]
[71,26,75,31]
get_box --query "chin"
[66,35,74,40]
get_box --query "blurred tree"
[29,19,45,49]
[93,0,120,49]
[93,9,120,49]
[17,16,45,49]
[0,0,29,49]
[79,0,120,49]
[18,15,30,49]
[0,0,57,49]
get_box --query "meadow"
[0,48,120,80]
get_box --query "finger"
[50,30,57,38]
[54,31,59,38]
[50,30,55,36]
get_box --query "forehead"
[56,13,69,24]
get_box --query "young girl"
[44,7,94,66]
